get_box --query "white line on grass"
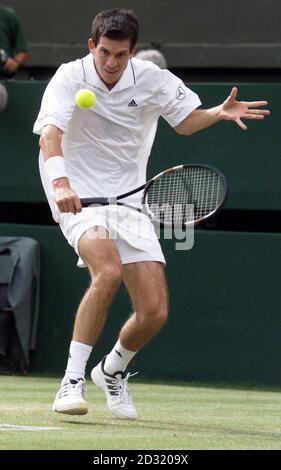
[0,424,63,431]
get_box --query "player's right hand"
[52,177,82,214]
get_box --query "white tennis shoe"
[52,377,88,415]
[91,357,138,420]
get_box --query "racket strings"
[146,167,225,224]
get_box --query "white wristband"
[45,156,68,183]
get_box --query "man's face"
[88,36,134,89]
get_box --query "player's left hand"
[220,87,270,130]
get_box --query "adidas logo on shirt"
[128,99,138,107]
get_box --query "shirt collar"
[81,53,136,93]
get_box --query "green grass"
[0,375,280,450]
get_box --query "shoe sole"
[52,403,88,415]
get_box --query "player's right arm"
[39,124,81,214]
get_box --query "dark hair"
[91,9,139,51]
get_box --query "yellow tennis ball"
[75,89,96,109]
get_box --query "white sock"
[104,339,137,375]
[64,340,92,380]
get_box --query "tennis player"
[33,9,269,420]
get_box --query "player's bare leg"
[53,226,122,415]
[91,261,168,419]
[120,261,168,350]
[74,226,122,345]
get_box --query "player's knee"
[140,302,168,331]
[152,306,168,329]
[96,264,122,291]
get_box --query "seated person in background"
[134,48,167,69]
[0,4,28,79]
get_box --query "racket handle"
[80,197,109,206]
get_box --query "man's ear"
[88,38,95,52]
[130,47,136,59]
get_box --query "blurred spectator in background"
[0,4,28,79]
[134,48,167,69]
[0,81,7,111]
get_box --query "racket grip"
[80,197,109,207]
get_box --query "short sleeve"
[33,64,77,135]
[158,70,201,127]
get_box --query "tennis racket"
[80,164,227,227]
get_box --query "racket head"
[142,164,228,228]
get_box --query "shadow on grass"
[62,419,281,441]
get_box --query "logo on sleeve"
[176,86,186,100]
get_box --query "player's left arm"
[175,87,270,136]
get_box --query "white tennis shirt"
[33,53,201,219]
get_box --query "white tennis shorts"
[58,205,166,267]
